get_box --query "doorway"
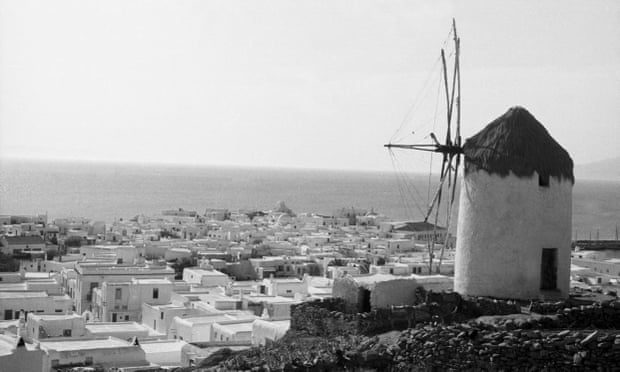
[360,288,371,313]
[540,248,558,290]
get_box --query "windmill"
[385,19,463,274]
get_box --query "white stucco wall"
[251,319,290,346]
[455,170,572,299]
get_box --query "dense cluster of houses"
[0,206,457,371]
[1,203,617,371]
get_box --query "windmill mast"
[384,19,462,275]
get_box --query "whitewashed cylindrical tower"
[455,106,574,300]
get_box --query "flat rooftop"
[351,273,449,286]
[140,339,187,354]
[244,295,299,304]
[28,313,81,321]
[0,291,47,299]
[133,278,173,284]
[185,268,229,277]
[85,322,152,334]
[39,337,132,351]
[176,314,237,326]
[213,321,254,333]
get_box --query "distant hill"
[574,157,620,181]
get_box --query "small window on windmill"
[539,173,550,187]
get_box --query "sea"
[1,159,619,239]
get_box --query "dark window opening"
[153,288,159,299]
[539,174,550,187]
[63,329,72,337]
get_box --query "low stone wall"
[290,291,522,337]
[394,323,620,371]
[290,299,357,337]
[488,301,620,331]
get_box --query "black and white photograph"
[0,0,619,370]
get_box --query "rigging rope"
[388,149,426,219]
[389,56,442,144]
[386,22,460,224]
[389,150,416,220]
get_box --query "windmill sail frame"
[385,19,463,274]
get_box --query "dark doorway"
[360,288,371,313]
[4,310,12,320]
[540,248,558,290]
[112,313,117,322]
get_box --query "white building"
[25,313,86,342]
[142,303,206,335]
[73,261,174,314]
[39,337,152,371]
[455,107,574,300]
[259,277,308,298]
[0,291,72,321]
[92,278,173,322]
[333,273,453,312]
[170,312,256,342]
[211,320,254,343]
[252,319,290,346]
[183,266,231,288]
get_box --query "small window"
[85,356,93,365]
[55,309,62,313]
[115,288,122,300]
[160,312,164,320]
[539,174,549,187]
[63,329,72,337]
[153,288,159,299]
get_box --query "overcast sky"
[1,0,618,172]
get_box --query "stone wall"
[394,323,620,371]
[489,301,620,331]
[290,292,522,337]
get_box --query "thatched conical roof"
[463,106,574,183]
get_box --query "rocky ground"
[181,296,620,371]
[185,325,620,371]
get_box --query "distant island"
[574,157,620,182]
